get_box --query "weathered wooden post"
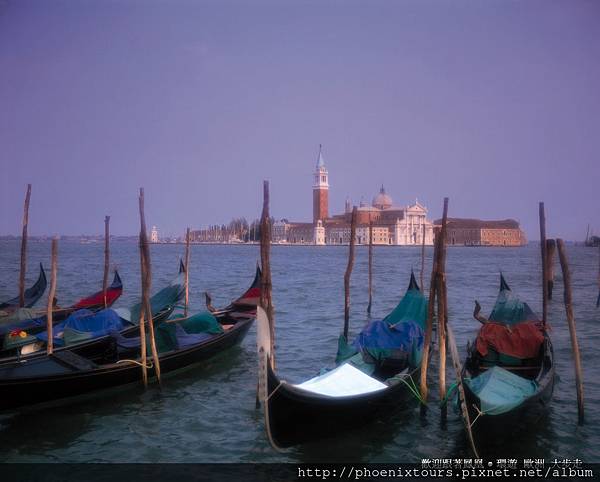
[46,237,58,355]
[557,239,585,424]
[139,188,162,386]
[184,227,191,317]
[420,222,426,289]
[420,226,440,404]
[437,198,449,419]
[259,181,275,363]
[546,239,556,300]
[447,323,479,457]
[19,184,32,307]
[367,219,373,314]
[343,206,358,340]
[103,215,110,308]
[596,244,600,308]
[539,202,548,326]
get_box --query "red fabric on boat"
[233,287,261,306]
[476,321,544,359]
[72,287,122,309]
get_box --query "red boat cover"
[476,321,544,360]
[72,287,122,310]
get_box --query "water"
[0,240,598,462]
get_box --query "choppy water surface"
[0,240,598,462]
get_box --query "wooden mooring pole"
[420,222,441,405]
[19,184,32,307]
[437,198,449,419]
[367,219,373,315]
[103,216,110,308]
[557,239,585,424]
[546,239,556,301]
[539,202,548,326]
[420,222,426,289]
[259,181,275,364]
[46,237,58,355]
[139,188,162,386]
[447,322,479,457]
[343,206,357,340]
[596,243,600,308]
[184,227,191,317]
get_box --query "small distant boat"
[0,264,262,412]
[460,275,555,437]
[0,264,47,312]
[257,272,427,448]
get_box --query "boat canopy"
[465,366,537,415]
[294,363,388,397]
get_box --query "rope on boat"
[439,380,459,408]
[469,403,485,429]
[265,380,284,402]
[116,359,154,369]
[394,375,426,405]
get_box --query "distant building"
[435,218,527,246]
[278,146,435,245]
[150,226,159,243]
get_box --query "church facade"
[273,147,435,246]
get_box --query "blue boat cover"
[36,309,125,346]
[352,319,424,367]
[336,283,428,368]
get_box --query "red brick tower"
[312,144,329,224]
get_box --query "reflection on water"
[0,240,598,462]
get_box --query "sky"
[0,0,599,240]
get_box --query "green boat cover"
[128,273,185,325]
[171,311,224,335]
[489,276,539,325]
[465,366,537,415]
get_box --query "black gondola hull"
[265,363,420,448]
[0,318,253,412]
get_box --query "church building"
[273,147,435,246]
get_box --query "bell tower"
[312,144,329,224]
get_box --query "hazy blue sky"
[1,0,598,239]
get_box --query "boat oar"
[557,239,585,424]
[446,322,479,458]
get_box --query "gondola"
[0,263,47,312]
[0,270,124,357]
[460,275,555,437]
[257,272,427,448]
[0,265,262,412]
[0,264,184,360]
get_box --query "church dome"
[372,185,393,209]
